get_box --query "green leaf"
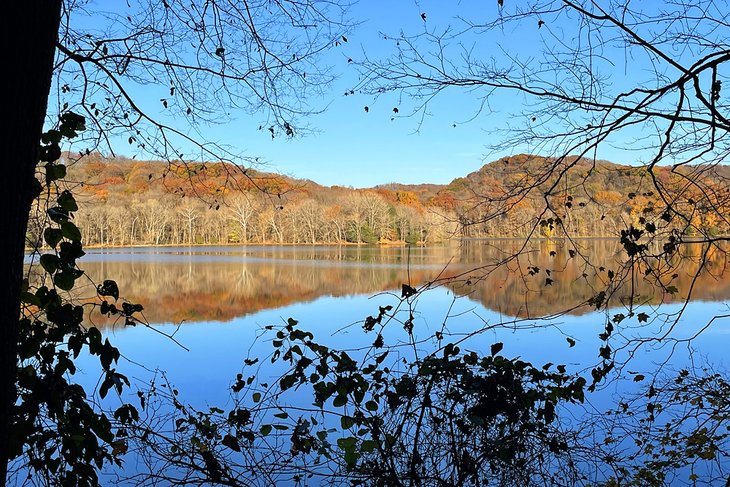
[41,129,62,145]
[58,241,85,262]
[57,190,78,211]
[21,291,41,306]
[40,144,62,164]
[340,416,355,429]
[336,436,357,449]
[222,434,241,452]
[114,404,139,424]
[39,254,60,274]
[59,111,86,138]
[45,163,67,182]
[61,221,82,242]
[99,376,113,399]
[43,227,63,248]
[99,339,121,369]
[54,271,77,291]
[280,374,297,391]
[121,302,144,315]
[361,440,376,453]
[252,392,261,403]
[47,206,69,223]
[490,342,504,356]
[260,424,272,436]
[401,283,417,298]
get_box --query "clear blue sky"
[68,0,684,188]
[177,0,520,188]
[209,0,651,188]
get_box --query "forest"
[49,152,730,248]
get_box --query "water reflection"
[67,239,730,326]
[61,241,730,485]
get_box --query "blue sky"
[64,0,698,188]
[177,0,519,188]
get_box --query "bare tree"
[355,0,730,332]
[295,199,324,243]
[6,0,350,483]
[177,201,203,245]
[227,195,257,243]
[348,3,730,482]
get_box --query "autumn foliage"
[52,153,730,248]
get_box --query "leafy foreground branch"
[13,115,146,486]
[111,317,585,486]
[94,315,730,487]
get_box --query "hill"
[432,154,730,238]
[47,153,730,247]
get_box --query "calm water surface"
[51,240,730,483]
[67,240,730,389]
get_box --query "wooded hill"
[49,153,730,246]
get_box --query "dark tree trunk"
[1,1,62,483]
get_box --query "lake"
[28,239,730,484]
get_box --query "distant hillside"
[374,182,445,201]
[441,154,730,199]
[62,152,324,202]
[430,154,730,238]
[47,152,730,247]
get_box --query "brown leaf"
[222,433,241,452]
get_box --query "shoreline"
[39,236,611,251]
[27,235,726,252]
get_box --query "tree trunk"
[1,1,62,483]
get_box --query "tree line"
[68,191,455,246]
[54,153,730,248]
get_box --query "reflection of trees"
[81,252,449,327]
[80,241,730,326]
[450,240,730,318]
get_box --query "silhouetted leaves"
[97,280,120,301]
[401,283,417,298]
[222,434,241,452]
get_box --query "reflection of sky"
[66,248,730,483]
[77,287,730,412]
[67,245,730,394]
[65,242,730,412]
